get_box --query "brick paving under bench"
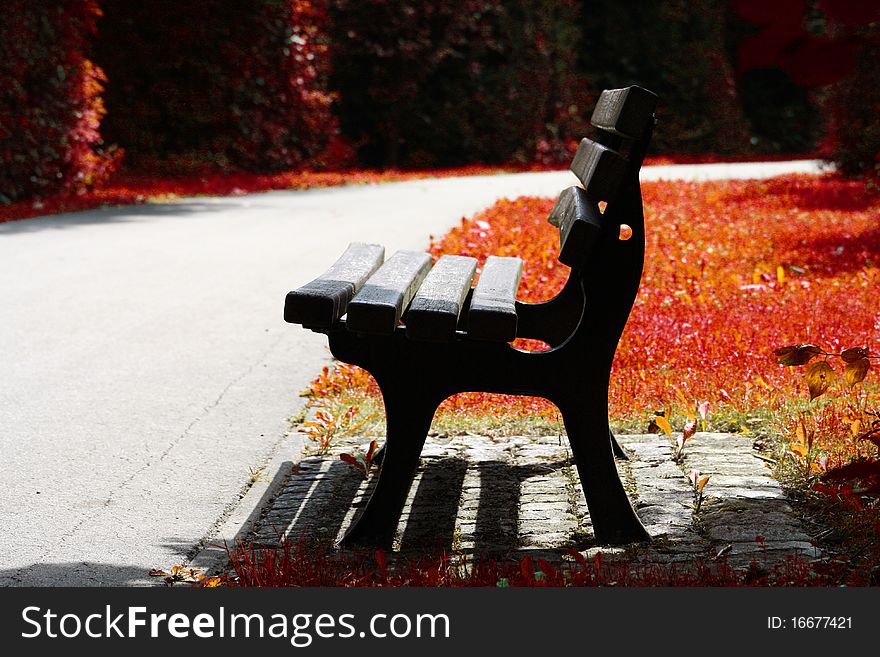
[250,432,819,568]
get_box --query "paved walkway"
[0,160,823,585]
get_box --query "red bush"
[0,0,117,203]
[93,1,338,173]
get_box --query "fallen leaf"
[796,418,807,445]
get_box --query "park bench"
[284,86,658,548]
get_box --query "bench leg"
[339,392,436,549]
[610,429,628,460]
[561,403,649,545]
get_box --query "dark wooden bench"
[284,86,658,548]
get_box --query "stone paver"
[248,431,820,568]
[678,432,820,566]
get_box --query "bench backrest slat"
[284,242,385,327]
[467,256,523,342]
[406,255,478,342]
[590,85,658,140]
[346,250,433,334]
[548,186,602,269]
[570,138,627,202]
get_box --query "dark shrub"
[729,0,879,173]
[328,0,589,168]
[723,1,823,155]
[580,0,752,155]
[822,28,879,178]
[93,1,337,173]
[0,0,117,203]
[731,68,823,154]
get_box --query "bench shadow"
[245,451,586,559]
[399,454,583,556]
[253,459,364,547]
[398,457,468,552]
[472,460,521,553]
[470,458,583,557]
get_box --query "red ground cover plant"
[304,173,880,435]
[183,537,868,587]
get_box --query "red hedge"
[0,0,117,203]
[93,1,338,173]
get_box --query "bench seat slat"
[590,85,658,139]
[346,250,433,334]
[406,255,478,342]
[284,242,385,327]
[548,186,603,269]
[467,256,523,342]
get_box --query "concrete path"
[0,160,823,585]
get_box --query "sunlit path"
[0,160,824,585]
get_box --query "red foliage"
[733,0,805,26]
[824,460,880,496]
[442,175,880,419]
[820,0,880,26]
[0,0,118,203]
[92,1,337,173]
[733,0,877,87]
